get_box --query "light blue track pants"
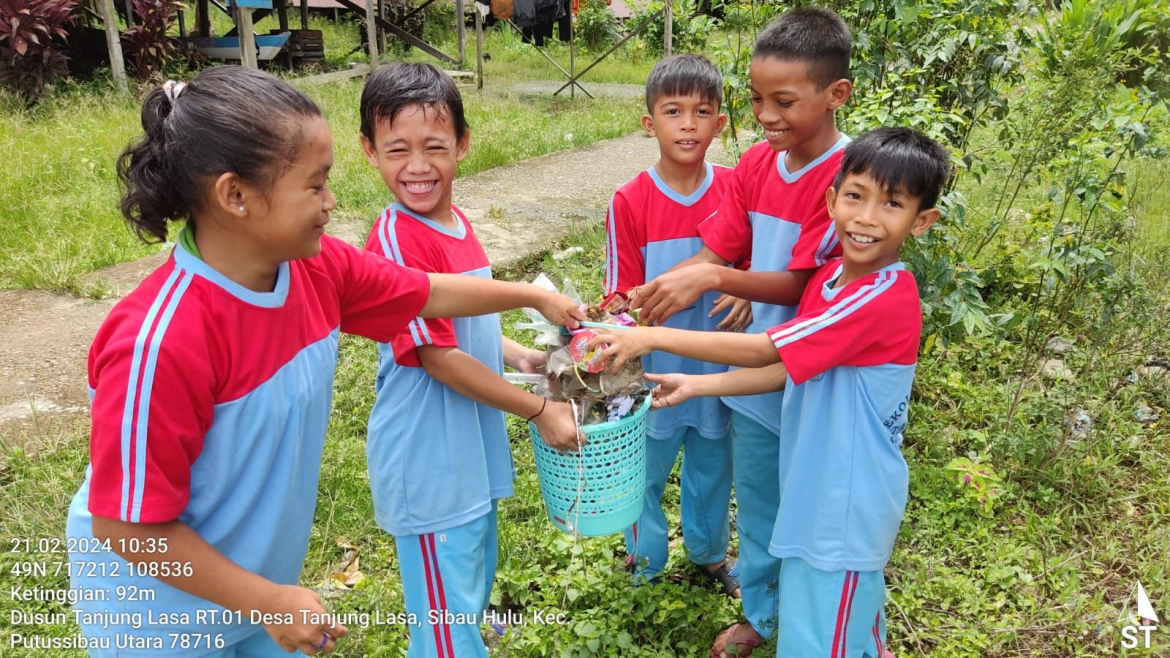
[394,502,499,658]
[775,558,888,657]
[731,411,783,639]
[623,425,733,580]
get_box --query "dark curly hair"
[116,65,322,243]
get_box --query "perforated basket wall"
[528,397,649,537]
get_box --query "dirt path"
[0,131,731,444]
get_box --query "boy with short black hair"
[593,126,952,657]
[628,8,855,654]
[604,54,742,597]
[359,62,582,658]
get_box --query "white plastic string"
[565,399,585,537]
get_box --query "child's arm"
[647,363,789,407]
[418,346,581,451]
[631,247,728,325]
[92,516,346,654]
[589,325,778,371]
[503,336,546,373]
[709,293,753,332]
[421,274,584,328]
[635,265,813,325]
[707,266,814,306]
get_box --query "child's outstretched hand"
[261,584,349,655]
[587,327,656,374]
[536,290,585,329]
[646,372,698,408]
[632,263,720,326]
[711,294,752,331]
[533,400,586,451]
[510,347,547,373]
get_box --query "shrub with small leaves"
[576,0,617,52]
[0,0,78,99]
[946,457,1003,515]
[634,0,715,56]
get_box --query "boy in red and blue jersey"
[592,126,952,657]
[629,9,855,652]
[359,63,581,658]
[604,54,742,596]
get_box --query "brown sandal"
[710,622,764,658]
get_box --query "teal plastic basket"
[528,397,649,537]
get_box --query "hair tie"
[162,80,187,105]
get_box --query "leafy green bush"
[634,0,715,55]
[707,0,774,156]
[382,0,426,55]
[826,0,1027,150]
[576,0,617,51]
[1033,0,1170,94]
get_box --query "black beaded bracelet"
[527,397,547,422]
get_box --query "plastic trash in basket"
[528,396,649,537]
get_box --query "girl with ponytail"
[65,66,582,657]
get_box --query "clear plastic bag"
[514,274,583,346]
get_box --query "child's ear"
[827,78,852,110]
[641,114,656,137]
[360,134,379,168]
[910,207,940,236]
[824,186,838,219]
[212,172,249,219]
[716,113,728,134]
[455,130,471,163]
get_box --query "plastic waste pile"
[516,275,649,425]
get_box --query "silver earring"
[238,206,245,212]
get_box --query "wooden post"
[569,5,574,98]
[365,0,379,68]
[276,0,290,69]
[299,0,308,30]
[199,0,211,35]
[377,0,386,57]
[177,5,187,37]
[124,0,134,26]
[663,0,672,57]
[475,2,483,90]
[237,5,258,67]
[455,0,465,67]
[99,0,128,91]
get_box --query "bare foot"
[711,622,763,658]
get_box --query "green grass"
[0,59,644,293]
